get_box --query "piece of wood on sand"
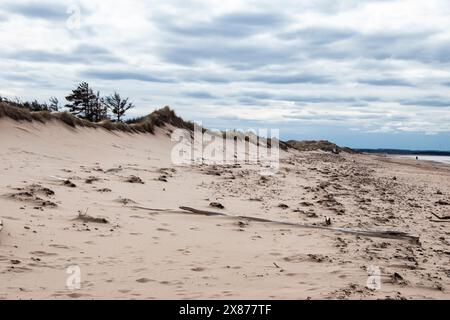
[178,206,420,244]
[126,206,171,214]
[431,212,450,220]
[430,219,450,223]
[74,209,109,224]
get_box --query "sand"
[0,118,449,299]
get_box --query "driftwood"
[179,206,224,216]
[179,206,420,244]
[128,206,171,212]
[121,204,420,243]
[127,206,173,214]
[431,212,450,220]
[74,209,109,224]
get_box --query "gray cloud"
[304,0,393,14]
[400,97,450,108]
[180,73,232,84]
[291,96,359,104]
[302,30,440,64]
[235,97,271,106]
[182,91,218,99]
[5,44,122,64]
[159,41,296,69]
[154,13,444,77]
[248,73,333,84]
[235,91,381,105]
[154,10,296,69]
[4,2,70,21]
[1,72,50,85]
[280,27,356,45]
[239,91,273,100]
[284,110,400,122]
[156,12,287,39]
[358,78,415,87]
[80,69,173,83]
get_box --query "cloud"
[183,74,231,84]
[235,91,381,105]
[158,40,296,69]
[303,0,392,14]
[182,91,218,99]
[4,44,122,64]
[1,72,50,86]
[291,96,360,104]
[248,73,334,84]
[400,96,450,107]
[80,69,173,83]
[358,78,415,87]
[4,2,70,21]
[153,10,295,69]
[280,27,356,45]
[279,27,437,65]
[156,11,287,39]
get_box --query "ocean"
[394,155,450,165]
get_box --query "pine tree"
[30,100,48,111]
[103,92,134,122]
[91,91,109,122]
[48,97,59,112]
[65,82,98,121]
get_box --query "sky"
[1,0,450,150]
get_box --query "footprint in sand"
[30,251,58,257]
[49,244,70,249]
[119,289,131,293]
[66,292,86,299]
[191,267,206,272]
[136,278,154,283]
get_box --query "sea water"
[395,155,450,165]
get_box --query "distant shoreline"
[357,150,450,165]
[355,149,450,156]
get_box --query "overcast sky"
[1,0,450,149]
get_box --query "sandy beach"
[0,116,449,300]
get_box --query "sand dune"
[0,116,449,299]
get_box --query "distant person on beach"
[416,156,419,160]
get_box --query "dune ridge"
[0,102,192,135]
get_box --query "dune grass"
[0,102,190,134]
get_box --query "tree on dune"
[91,90,109,122]
[102,92,134,122]
[65,82,99,122]
[48,97,59,112]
